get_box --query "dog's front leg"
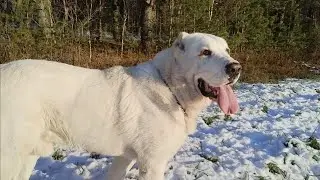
[107,156,135,180]
[138,158,167,180]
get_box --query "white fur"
[0,32,239,180]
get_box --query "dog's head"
[172,32,241,114]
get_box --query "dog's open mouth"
[198,78,239,115]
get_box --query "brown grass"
[1,40,151,69]
[234,49,319,83]
[1,40,319,83]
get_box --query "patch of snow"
[31,79,320,180]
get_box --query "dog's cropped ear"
[174,32,188,51]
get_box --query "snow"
[31,79,320,180]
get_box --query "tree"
[112,0,121,41]
[139,0,156,54]
[37,0,53,38]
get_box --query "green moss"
[224,115,233,121]
[262,105,269,113]
[200,154,219,163]
[312,155,319,162]
[267,162,286,177]
[256,176,267,180]
[203,115,219,125]
[52,149,64,160]
[307,137,320,150]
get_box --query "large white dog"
[0,32,241,180]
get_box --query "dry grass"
[234,49,319,83]
[1,40,319,83]
[0,40,151,69]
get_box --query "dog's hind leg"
[106,156,136,180]
[18,155,39,180]
[0,154,38,180]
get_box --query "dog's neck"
[152,48,210,133]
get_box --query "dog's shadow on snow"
[31,153,114,180]
[191,120,286,170]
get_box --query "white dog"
[0,32,241,180]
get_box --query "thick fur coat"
[0,32,240,180]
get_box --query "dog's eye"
[202,49,212,56]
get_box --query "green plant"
[89,152,101,159]
[295,112,302,116]
[203,116,218,125]
[307,137,320,150]
[283,139,300,149]
[52,149,64,160]
[256,176,267,180]
[262,105,269,113]
[224,115,233,121]
[267,162,286,177]
[312,155,319,162]
[199,154,219,163]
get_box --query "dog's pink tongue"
[217,85,239,115]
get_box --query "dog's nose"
[225,62,242,79]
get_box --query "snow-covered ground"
[31,79,320,180]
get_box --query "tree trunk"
[99,0,103,41]
[112,0,121,41]
[140,0,156,54]
[209,0,214,22]
[121,0,127,57]
[38,0,52,36]
[121,15,127,58]
[168,0,174,46]
[37,0,53,38]
[62,0,68,36]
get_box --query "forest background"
[1,0,319,82]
